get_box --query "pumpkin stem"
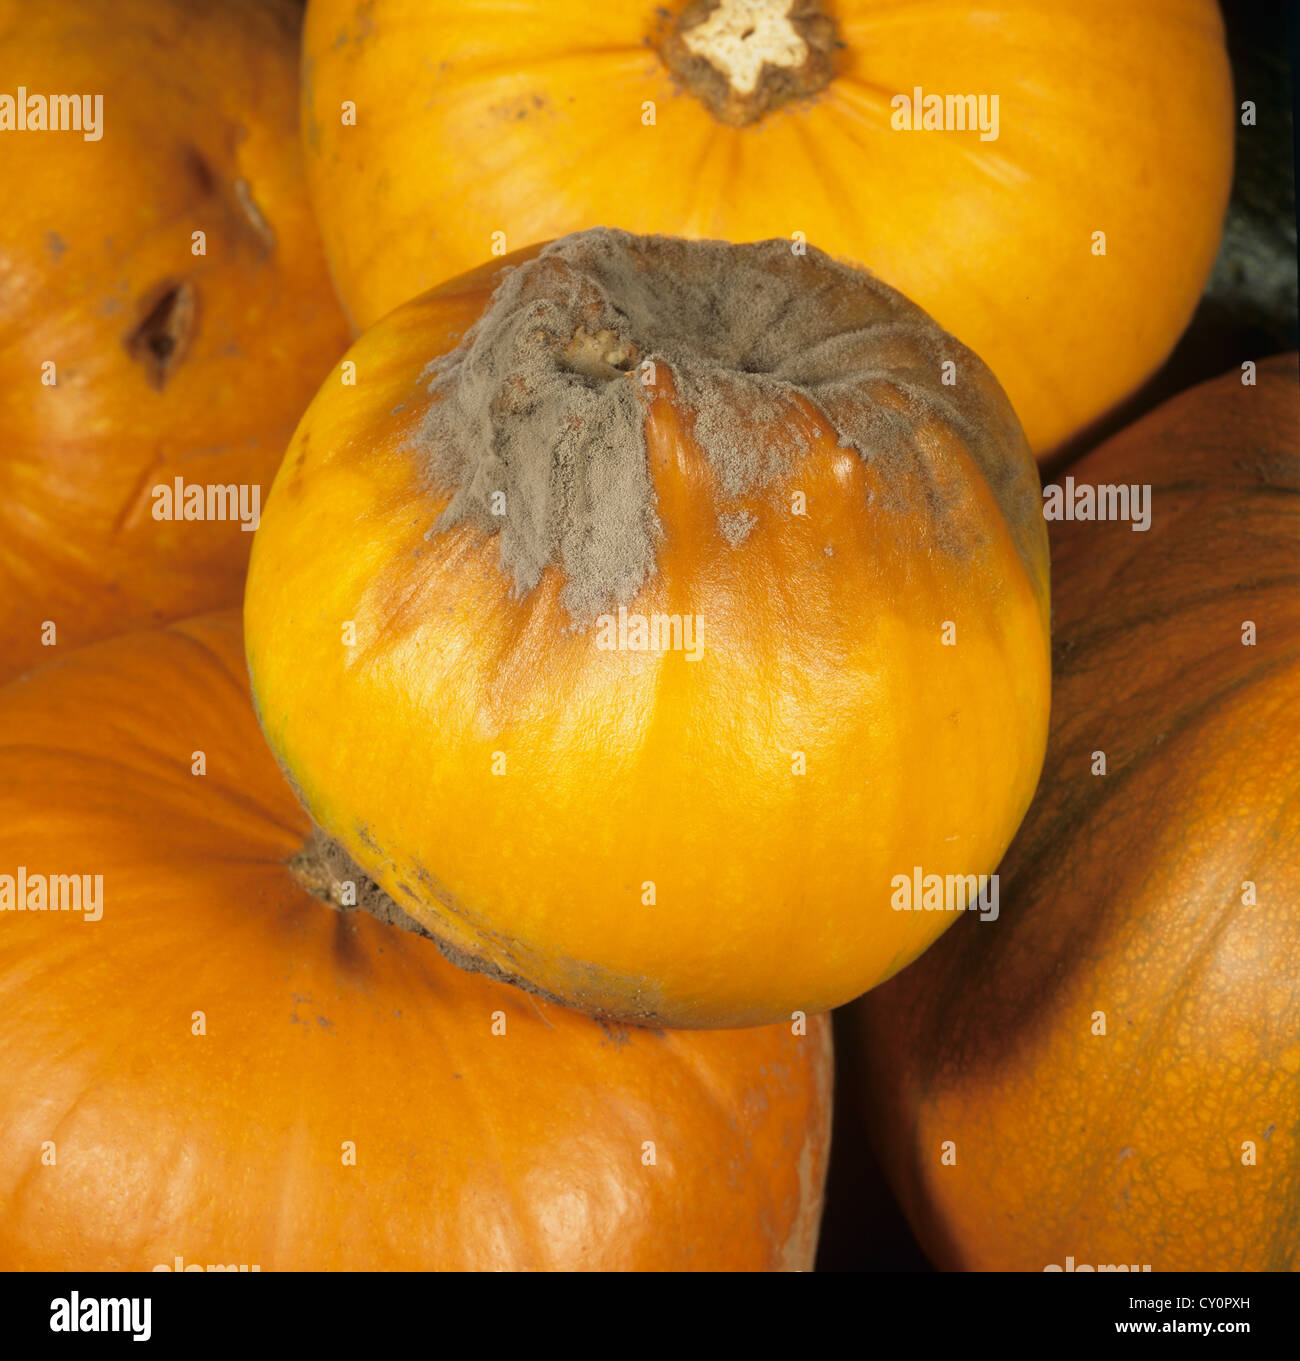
[287,828,432,935]
[287,828,589,1013]
[558,327,640,382]
[657,0,839,127]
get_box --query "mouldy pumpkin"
[852,355,1300,1272]
[301,0,1233,455]
[0,612,831,1271]
[243,228,1051,1029]
[0,0,350,683]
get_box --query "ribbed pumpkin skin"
[0,612,832,1272]
[243,240,1051,1030]
[301,0,1232,455]
[0,0,349,682]
[853,356,1300,1272]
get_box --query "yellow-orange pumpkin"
[301,0,1233,454]
[0,0,350,682]
[852,355,1300,1271]
[0,611,832,1271]
[244,229,1051,1028]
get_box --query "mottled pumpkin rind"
[853,355,1300,1273]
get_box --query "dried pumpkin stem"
[288,828,420,928]
[558,327,640,381]
[658,0,839,127]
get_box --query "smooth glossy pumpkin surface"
[853,355,1300,1271]
[301,0,1232,454]
[245,230,1051,1029]
[0,611,831,1271]
[0,0,349,682]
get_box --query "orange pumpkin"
[0,0,350,683]
[0,611,831,1271]
[244,229,1051,1029]
[852,355,1300,1271]
[301,0,1233,454]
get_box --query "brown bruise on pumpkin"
[232,177,277,255]
[118,145,275,392]
[656,0,841,127]
[122,278,198,390]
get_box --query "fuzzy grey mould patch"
[409,228,1041,623]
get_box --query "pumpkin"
[0,0,350,683]
[300,0,1233,455]
[243,228,1051,1029]
[0,611,831,1271]
[852,354,1300,1271]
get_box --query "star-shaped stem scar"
[682,0,807,96]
